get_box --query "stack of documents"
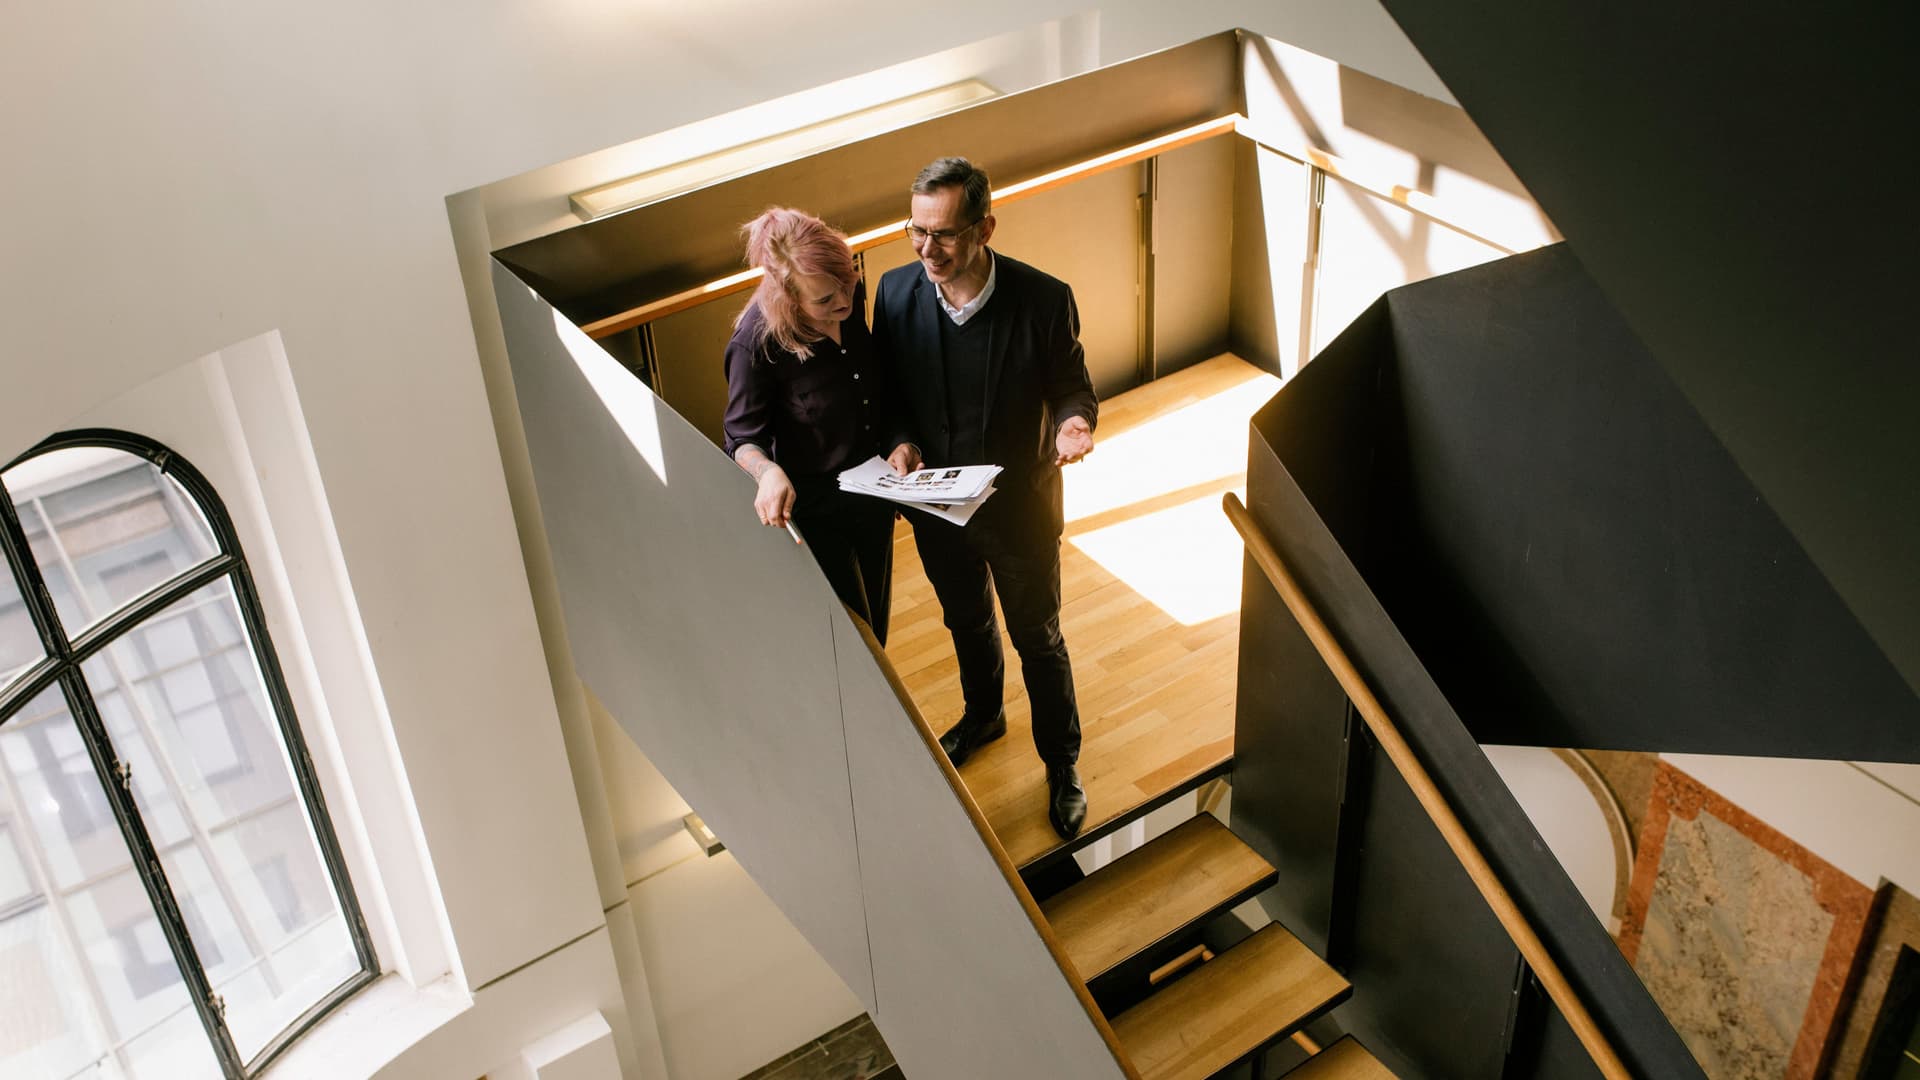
[838,457,1001,526]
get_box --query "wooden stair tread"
[1041,813,1276,982]
[1112,923,1351,1080]
[1286,1037,1396,1080]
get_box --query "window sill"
[261,972,470,1079]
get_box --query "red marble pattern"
[1619,762,1873,1079]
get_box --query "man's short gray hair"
[911,157,991,221]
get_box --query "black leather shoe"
[938,711,1006,767]
[1047,763,1087,839]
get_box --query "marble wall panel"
[1619,763,1872,1080]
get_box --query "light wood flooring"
[884,354,1281,868]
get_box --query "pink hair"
[737,207,859,361]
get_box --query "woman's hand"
[734,444,796,527]
[753,464,796,527]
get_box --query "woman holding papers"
[722,207,921,643]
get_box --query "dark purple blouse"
[721,282,912,477]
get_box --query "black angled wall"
[1371,0,1920,706]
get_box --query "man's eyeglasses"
[905,219,982,247]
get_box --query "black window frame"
[0,429,379,1078]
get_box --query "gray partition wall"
[493,262,1128,1080]
[832,615,1127,1077]
[492,262,873,1011]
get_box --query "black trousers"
[793,476,897,645]
[909,513,1081,767]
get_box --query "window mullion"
[0,655,63,721]
[68,555,238,664]
[56,668,248,1079]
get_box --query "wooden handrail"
[1222,493,1632,1080]
[848,615,1144,1080]
[580,115,1239,340]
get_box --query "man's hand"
[1054,416,1094,466]
[887,442,923,476]
[753,465,796,528]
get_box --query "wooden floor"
[885,354,1281,868]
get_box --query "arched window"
[0,431,376,1079]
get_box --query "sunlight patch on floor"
[1067,491,1248,626]
[1062,373,1280,524]
[1058,359,1279,626]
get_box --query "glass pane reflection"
[1,689,129,891]
[0,685,168,1080]
[1,447,219,639]
[85,579,358,1062]
[1,568,42,688]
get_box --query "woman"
[722,208,920,644]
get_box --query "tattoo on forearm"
[735,444,777,480]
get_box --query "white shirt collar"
[933,250,996,326]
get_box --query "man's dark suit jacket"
[871,252,1097,545]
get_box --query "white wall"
[1,2,1443,1075]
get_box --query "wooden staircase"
[894,359,1402,1076]
[1037,811,1396,1079]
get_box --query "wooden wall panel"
[992,164,1144,399]
[1227,142,1310,377]
[1152,134,1236,377]
[649,291,751,448]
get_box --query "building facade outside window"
[0,431,376,1079]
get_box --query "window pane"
[0,698,121,1080]
[1,448,219,637]
[0,902,118,1079]
[1,568,42,688]
[82,581,286,827]
[1309,173,1511,358]
[213,807,359,1061]
[0,684,193,1080]
[84,579,361,1062]
[1,690,129,890]
[122,1002,220,1080]
[0,825,33,910]
[64,868,210,1073]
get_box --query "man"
[871,157,1098,840]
